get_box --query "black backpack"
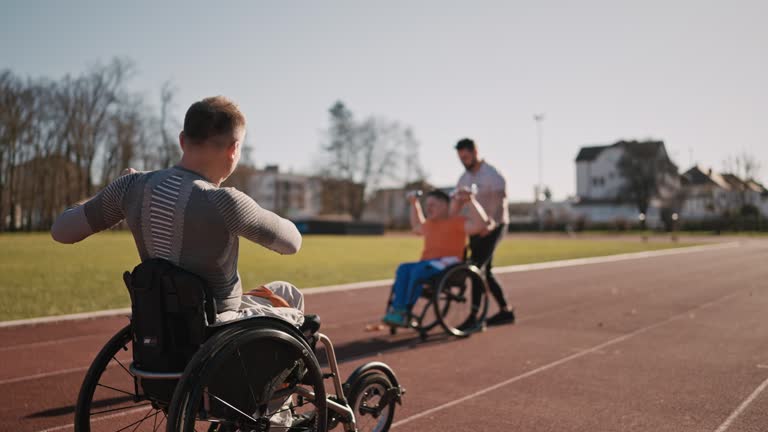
[124,259,216,373]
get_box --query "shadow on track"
[26,395,134,418]
[316,329,459,365]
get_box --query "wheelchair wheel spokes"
[434,267,488,338]
[436,281,472,331]
[413,295,438,332]
[168,325,328,432]
[75,325,168,432]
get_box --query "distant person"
[51,96,306,327]
[455,138,515,325]
[382,189,493,327]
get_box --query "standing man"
[455,138,516,325]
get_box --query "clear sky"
[2,0,766,201]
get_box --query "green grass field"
[0,232,697,321]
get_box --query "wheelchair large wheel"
[167,321,328,432]
[347,371,397,432]
[75,325,169,432]
[433,265,489,338]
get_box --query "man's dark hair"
[183,96,246,145]
[426,189,451,203]
[455,138,476,151]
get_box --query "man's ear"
[227,140,239,161]
[179,131,185,151]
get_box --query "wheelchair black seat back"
[126,259,214,373]
[75,259,404,432]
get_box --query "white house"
[573,141,680,228]
[680,166,768,220]
[680,166,736,220]
[244,165,323,220]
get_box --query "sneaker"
[382,309,408,327]
[457,316,480,332]
[487,309,516,326]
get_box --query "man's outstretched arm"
[452,190,494,236]
[51,171,140,244]
[210,188,302,255]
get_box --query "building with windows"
[573,141,680,228]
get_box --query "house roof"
[575,140,669,163]
[746,180,768,195]
[575,145,609,162]
[681,165,732,190]
[720,173,747,190]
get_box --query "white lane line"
[0,308,131,329]
[0,241,739,329]
[391,290,741,429]
[0,357,131,386]
[37,405,154,432]
[0,334,112,352]
[491,241,739,274]
[0,366,89,386]
[713,375,768,432]
[306,242,740,295]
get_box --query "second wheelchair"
[385,260,490,340]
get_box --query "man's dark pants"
[469,224,509,311]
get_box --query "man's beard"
[463,159,477,171]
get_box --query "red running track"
[2,240,768,432]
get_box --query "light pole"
[533,113,545,201]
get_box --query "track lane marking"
[0,357,131,386]
[391,290,741,429]
[0,242,739,329]
[713,375,768,432]
[0,334,115,352]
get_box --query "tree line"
[0,60,428,230]
[0,58,180,231]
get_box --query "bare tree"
[723,152,762,181]
[158,81,181,168]
[617,140,679,229]
[319,101,425,220]
[0,58,182,231]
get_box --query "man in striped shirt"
[51,96,306,326]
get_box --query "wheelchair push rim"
[433,265,489,338]
[166,324,328,432]
[75,324,171,432]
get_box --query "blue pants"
[390,260,443,311]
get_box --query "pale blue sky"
[2,0,766,200]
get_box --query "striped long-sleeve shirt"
[51,166,302,313]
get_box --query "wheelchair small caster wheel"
[418,331,428,341]
[389,326,397,336]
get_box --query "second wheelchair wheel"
[347,371,397,432]
[75,324,170,432]
[433,265,489,338]
[166,322,328,432]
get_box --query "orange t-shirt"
[420,216,466,261]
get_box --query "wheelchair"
[385,259,490,340]
[74,259,404,432]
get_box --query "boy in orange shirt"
[383,189,494,326]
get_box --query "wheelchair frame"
[386,261,490,340]
[128,331,372,431]
[75,259,405,432]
